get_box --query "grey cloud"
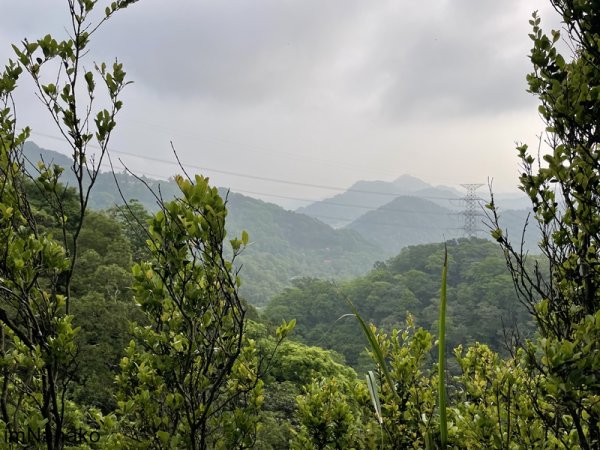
[1,0,558,121]
[353,1,554,120]
[94,0,365,106]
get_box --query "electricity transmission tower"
[460,184,484,238]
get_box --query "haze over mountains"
[296,173,537,255]
[297,174,531,228]
[296,175,461,228]
[23,141,540,305]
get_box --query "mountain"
[296,175,461,228]
[21,142,540,304]
[22,141,383,306]
[343,194,540,257]
[23,141,74,172]
[293,172,539,255]
[22,141,182,211]
[345,196,463,257]
[391,174,436,191]
[224,193,383,305]
[297,174,533,228]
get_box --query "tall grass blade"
[425,431,434,450]
[366,370,383,424]
[438,244,448,447]
[347,300,400,402]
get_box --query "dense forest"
[264,239,535,370]
[1,1,600,449]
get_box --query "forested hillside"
[346,195,540,256]
[24,142,541,306]
[23,141,182,210]
[23,142,383,306]
[263,238,536,369]
[345,196,463,255]
[224,193,382,305]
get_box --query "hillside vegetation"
[23,142,383,306]
[264,238,535,369]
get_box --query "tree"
[246,320,358,450]
[69,210,141,412]
[450,343,563,449]
[291,377,376,450]
[108,199,153,263]
[0,1,138,448]
[263,240,532,370]
[489,2,600,447]
[293,316,438,449]
[112,174,295,449]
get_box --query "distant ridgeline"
[22,141,181,211]
[297,175,540,255]
[22,141,540,307]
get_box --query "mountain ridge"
[296,175,463,228]
[22,141,541,305]
[21,141,384,305]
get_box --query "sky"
[0,0,562,209]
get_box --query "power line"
[69,160,471,232]
[66,159,461,219]
[23,130,496,237]
[126,119,401,178]
[29,131,462,202]
[230,188,459,214]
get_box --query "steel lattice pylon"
[460,184,484,238]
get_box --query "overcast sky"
[0,0,562,209]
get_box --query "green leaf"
[346,297,400,402]
[84,71,95,93]
[366,370,383,424]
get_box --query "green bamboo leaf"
[366,370,383,425]
[346,299,400,402]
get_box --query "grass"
[351,244,449,449]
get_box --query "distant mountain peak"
[391,174,431,191]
